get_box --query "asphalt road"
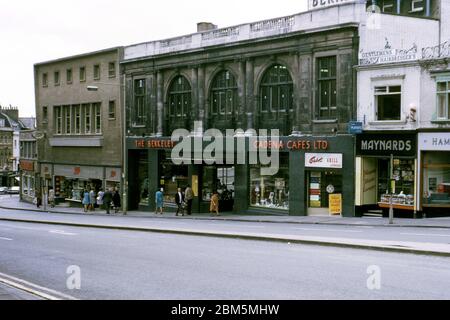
[1,220,450,300]
[2,208,450,244]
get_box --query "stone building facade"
[34,47,124,205]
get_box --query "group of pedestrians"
[155,185,220,217]
[82,187,121,214]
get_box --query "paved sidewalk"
[2,195,450,229]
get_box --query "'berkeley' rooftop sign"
[308,0,357,10]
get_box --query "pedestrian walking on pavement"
[185,185,193,215]
[103,188,113,214]
[210,191,220,217]
[89,189,96,211]
[82,189,90,213]
[175,188,185,216]
[97,188,104,209]
[48,188,55,208]
[155,188,164,215]
[35,190,42,209]
[112,187,121,213]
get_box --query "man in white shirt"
[175,188,185,216]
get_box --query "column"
[156,71,164,137]
[198,66,206,129]
[237,60,246,130]
[191,67,199,133]
[245,59,254,130]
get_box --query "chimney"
[1,105,19,121]
[197,22,218,32]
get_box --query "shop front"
[127,135,355,217]
[19,160,36,203]
[419,132,450,217]
[49,164,121,207]
[355,133,417,217]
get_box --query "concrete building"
[122,2,364,216]
[34,47,124,206]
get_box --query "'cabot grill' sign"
[356,134,417,157]
[308,0,356,10]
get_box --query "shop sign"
[418,133,450,151]
[106,168,121,182]
[359,43,418,66]
[329,194,342,216]
[305,153,343,169]
[20,160,34,172]
[308,0,356,11]
[356,134,416,157]
[133,139,176,149]
[54,165,103,180]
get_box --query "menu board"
[309,172,321,208]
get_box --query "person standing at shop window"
[155,188,164,215]
[175,188,185,216]
[97,188,104,209]
[112,187,121,214]
[185,185,193,216]
[103,188,113,214]
[89,189,96,211]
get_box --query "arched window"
[168,76,191,131]
[260,64,293,114]
[210,70,237,129]
[259,64,293,134]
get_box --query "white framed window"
[64,105,71,134]
[410,0,424,13]
[74,105,81,134]
[375,85,402,121]
[437,80,450,120]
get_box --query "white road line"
[0,237,13,241]
[400,233,450,238]
[49,230,78,236]
[0,272,78,300]
[293,227,363,233]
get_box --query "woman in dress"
[82,189,90,213]
[210,191,220,217]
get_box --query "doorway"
[307,171,343,216]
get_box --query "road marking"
[400,233,450,238]
[0,237,13,241]
[0,272,78,300]
[293,227,363,233]
[49,230,78,236]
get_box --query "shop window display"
[160,152,188,204]
[423,153,450,206]
[378,159,415,206]
[202,166,234,202]
[250,154,289,210]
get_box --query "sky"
[0,0,308,118]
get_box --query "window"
[250,153,289,211]
[0,119,5,127]
[134,79,147,126]
[64,106,71,134]
[411,0,424,12]
[94,64,100,80]
[381,0,395,13]
[54,71,60,86]
[84,104,91,134]
[109,100,116,119]
[437,81,450,120]
[74,105,81,134]
[54,106,62,134]
[210,70,237,126]
[168,76,191,122]
[375,85,402,121]
[317,56,337,119]
[43,106,48,122]
[108,62,116,78]
[260,65,293,114]
[66,69,72,84]
[79,67,86,82]
[94,103,101,134]
[42,73,48,87]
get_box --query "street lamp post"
[87,79,127,215]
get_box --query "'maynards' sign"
[356,134,416,157]
[308,0,356,10]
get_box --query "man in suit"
[185,185,194,215]
[175,188,185,216]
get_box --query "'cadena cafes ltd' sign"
[308,0,356,10]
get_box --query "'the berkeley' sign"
[308,0,356,10]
